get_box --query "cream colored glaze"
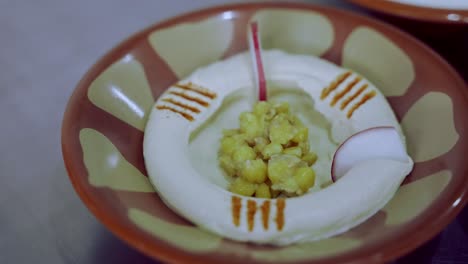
[342,27,415,97]
[251,9,334,56]
[401,92,459,162]
[128,208,222,252]
[251,237,361,261]
[149,16,233,78]
[383,170,451,225]
[88,55,154,131]
[80,128,154,192]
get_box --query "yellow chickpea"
[275,101,290,114]
[267,155,294,184]
[240,112,262,140]
[294,167,316,193]
[253,101,271,117]
[255,183,271,198]
[299,141,310,154]
[283,146,302,157]
[219,155,236,177]
[240,159,267,183]
[230,177,257,196]
[220,134,247,155]
[253,137,269,154]
[232,145,256,165]
[262,142,283,159]
[292,127,309,143]
[220,137,237,156]
[303,152,318,166]
[269,114,295,144]
[264,108,277,121]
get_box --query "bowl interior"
[62,3,468,264]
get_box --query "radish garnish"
[248,21,267,101]
[331,126,409,182]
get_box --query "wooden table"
[0,0,466,263]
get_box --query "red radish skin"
[331,126,408,182]
[249,22,267,101]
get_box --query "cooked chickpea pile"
[219,101,317,198]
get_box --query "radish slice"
[248,21,267,101]
[331,126,409,182]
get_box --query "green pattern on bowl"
[384,170,451,226]
[251,9,334,56]
[128,208,222,252]
[401,92,459,162]
[342,27,415,97]
[80,128,154,192]
[149,16,233,78]
[88,56,154,131]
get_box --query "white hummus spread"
[143,50,413,245]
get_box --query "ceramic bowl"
[349,0,468,25]
[62,2,468,263]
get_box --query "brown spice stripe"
[331,76,362,107]
[156,105,194,121]
[247,200,257,232]
[320,71,352,100]
[261,200,271,230]
[340,84,368,110]
[347,91,377,118]
[169,91,210,107]
[174,82,217,99]
[232,196,242,227]
[162,98,200,113]
[276,198,286,231]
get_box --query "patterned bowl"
[349,0,468,25]
[61,2,468,264]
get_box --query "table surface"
[1,1,467,263]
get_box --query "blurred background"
[0,0,466,263]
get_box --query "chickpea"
[240,159,267,183]
[255,183,271,198]
[268,155,299,184]
[303,152,318,166]
[219,155,236,177]
[230,177,257,196]
[283,146,302,157]
[220,134,246,155]
[292,127,308,143]
[232,145,256,165]
[253,137,269,154]
[253,101,271,117]
[269,114,295,144]
[294,167,316,193]
[262,142,283,159]
[274,101,290,114]
[240,112,262,140]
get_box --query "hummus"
[143,50,413,245]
